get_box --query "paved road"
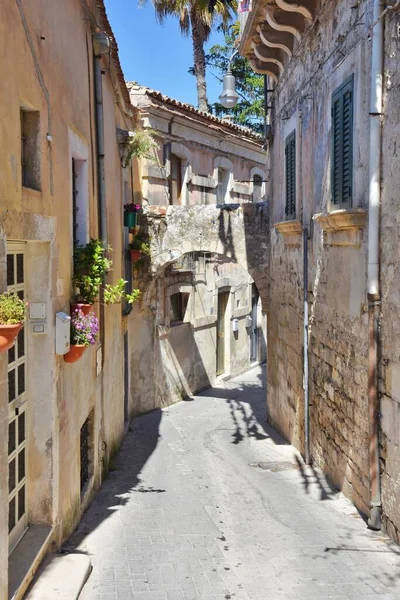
[69,366,400,600]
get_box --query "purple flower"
[70,309,99,346]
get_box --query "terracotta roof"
[96,1,131,111]
[126,81,263,143]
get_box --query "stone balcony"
[239,0,320,80]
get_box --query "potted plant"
[129,236,151,262]
[72,238,112,313]
[64,308,99,363]
[0,292,26,352]
[121,128,159,169]
[103,278,141,305]
[124,203,141,228]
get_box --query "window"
[285,131,296,219]
[20,109,40,190]
[170,153,182,205]
[217,168,230,204]
[331,76,354,209]
[253,175,263,203]
[170,292,190,324]
[71,158,89,249]
[80,411,94,495]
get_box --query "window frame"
[331,75,354,210]
[285,130,296,220]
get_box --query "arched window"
[252,175,263,203]
[217,168,230,203]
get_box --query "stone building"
[126,87,269,412]
[239,0,400,541]
[0,1,139,597]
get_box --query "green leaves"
[0,292,26,325]
[104,279,141,305]
[73,239,112,304]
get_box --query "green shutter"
[285,131,296,219]
[331,76,354,208]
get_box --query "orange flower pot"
[71,303,93,315]
[0,323,22,352]
[130,249,142,262]
[64,344,86,363]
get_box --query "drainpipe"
[93,31,110,242]
[367,0,384,531]
[303,226,310,465]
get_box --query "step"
[24,553,91,600]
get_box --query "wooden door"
[216,292,229,375]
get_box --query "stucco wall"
[0,1,135,596]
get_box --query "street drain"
[250,461,297,472]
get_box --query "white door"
[7,242,28,553]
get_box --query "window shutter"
[331,76,353,207]
[285,131,296,219]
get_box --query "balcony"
[239,0,320,81]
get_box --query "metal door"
[7,243,28,553]
[250,291,259,362]
[216,292,229,375]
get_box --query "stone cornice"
[313,209,367,232]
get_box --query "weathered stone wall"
[129,254,267,414]
[379,11,400,543]
[267,0,374,517]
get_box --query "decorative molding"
[274,219,302,235]
[313,209,367,232]
[313,209,367,247]
[190,174,217,189]
[232,182,252,196]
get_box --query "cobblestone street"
[68,366,400,600]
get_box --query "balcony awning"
[239,0,319,80]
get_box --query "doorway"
[250,286,259,363]
[7,243,28,553]
[216,291,229,376]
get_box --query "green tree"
[206,24,265,133]
[141,0,237,113]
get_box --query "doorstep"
[8,525,52,600]
[24,553,92,600]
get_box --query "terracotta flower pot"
[130,249,142,262]
[129,226,140,235]
[64,344,86,363]
[0,323,23,352]
[71,303,93,315]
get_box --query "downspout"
[93,31,110,242]
[298,104,310,465]
[367,0,384,531]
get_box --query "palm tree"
[142,0,237,113]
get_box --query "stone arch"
[250,167,267,201]
[143,204,270,313]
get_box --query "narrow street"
[68,366,400,600]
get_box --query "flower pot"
[124,212,137,228]
[130,249,142,262]
[64,344,86,363]
[129,226,140,235]
[71,303,93,316]
[0,323,22,353]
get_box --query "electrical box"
[245,315,253,328]
[232,318,239,332]
[30,302,46,320]
[56,311,71,355]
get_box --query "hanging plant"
[121,129,159,168]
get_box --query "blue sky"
[105,0,225,107]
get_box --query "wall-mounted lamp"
[218,50,240,109]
